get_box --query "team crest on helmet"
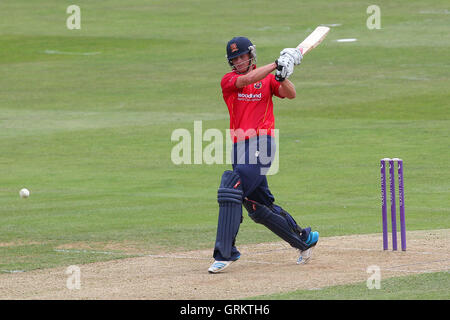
[254,81,262,89]
[230,43,238,53]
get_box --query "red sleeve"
[269,73,284,99]
[221,72,242,95]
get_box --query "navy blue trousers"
[213,135,277,261]
[232,135,276,202]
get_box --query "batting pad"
[244,199,308,251]
[213,171,244,261]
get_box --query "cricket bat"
[297,26,330,55]
[275,26,330,81]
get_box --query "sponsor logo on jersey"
[237,92,262,100]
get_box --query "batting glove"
[280,48,303,65]
[275,55,294,82]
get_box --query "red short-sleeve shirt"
[221,70,283,142]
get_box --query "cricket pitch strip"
[1,229,448,299]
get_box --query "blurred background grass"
[0,0,448,272]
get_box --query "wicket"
[380,158,406,251]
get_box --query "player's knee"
[217,170,243,205]
[243,199,272,223]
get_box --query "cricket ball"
[19,188,30,198]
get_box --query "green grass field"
[0,0,449,299]
[252,271,450,300]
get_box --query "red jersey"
[221,70,284,142]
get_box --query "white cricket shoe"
[297,231,319,265]
[297,248,313,264]
[208,258,238,274]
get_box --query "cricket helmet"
[226,36,257,67]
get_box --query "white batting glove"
[275,55,294,81]
[280,48,303,65]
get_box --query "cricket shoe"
[208,255,240,274]
[297,231,319,265]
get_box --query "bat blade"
[297,26,330,55]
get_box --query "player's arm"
[278,79,296,99]
[235,62,277,88]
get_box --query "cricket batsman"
[208,37,319,273]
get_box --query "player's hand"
[280,48,303,65]
[275,55,294,82]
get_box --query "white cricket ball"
[19,188,30,198]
